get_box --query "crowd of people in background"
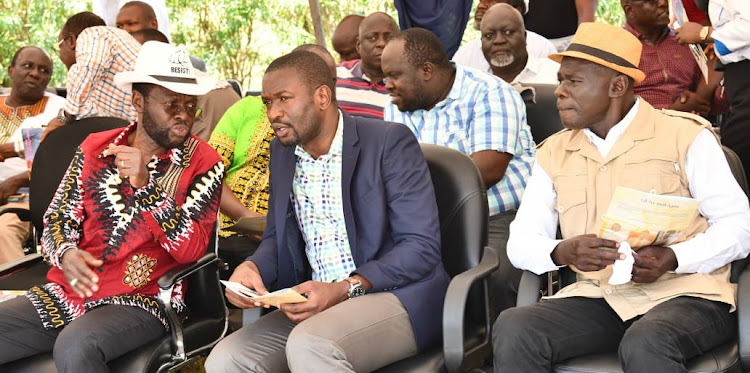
[0,0,748,372]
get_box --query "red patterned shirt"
[626,24,702,110]
[28,122,223,330]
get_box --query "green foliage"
[597,0,626,26]
[0,0,625,91]
[0,0,89,87]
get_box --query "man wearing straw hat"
[493,22,750,371]
[0,41,224,371]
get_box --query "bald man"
[293,43,337,78]
[454,0,556,72]
[0,46,64,264]
[481,3,559,84]
[332,14,364,62]
[115,1,206,72]
[335,12,399,119]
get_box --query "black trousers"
[0,295,164,372]
[492,296,735,373]
[721,59,750,187]
[487,210,522,319]
[218,234,260,281]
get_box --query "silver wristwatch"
[344,277,365,299]
[57,108,73,124]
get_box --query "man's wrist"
[56,108,74,124]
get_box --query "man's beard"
[490,51,515,68]
[142,108,188,149]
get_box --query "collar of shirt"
[294,110,345,162]
[624,23,671,44]
[348,59,376,84]
[98,121,190,168]
[583,98,641,158]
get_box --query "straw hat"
[115,41,215,96]
[549,22,646,83]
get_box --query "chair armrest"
[0,252,43,277]
[155,253,219,363]
[516,270,545,307]
[737,261,750,371]
[443,246,499,373]
[157,253,218,290]
[0,206,31,222]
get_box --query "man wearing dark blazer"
[205,51,449,373]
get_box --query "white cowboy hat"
[115,41,215,96]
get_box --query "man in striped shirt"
[335,12,399,120]
[383,28,536,316]
[44,12,141,138]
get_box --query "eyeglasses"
[53,35,72,56]
[146,96,201,118]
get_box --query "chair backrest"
[722,146,750,281]
[421,144,488,319]
[29,117,128,233]
[723,145,748,196]
[522,83,564,143]
[226,79,242,97]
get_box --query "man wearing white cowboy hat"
[0,41,224,372]
[493,22,750,371]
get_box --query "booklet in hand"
[226,216,267,234]
[220,280,307,307]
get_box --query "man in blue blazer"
[206,51,450,373]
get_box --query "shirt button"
[649,188,657,194]
[557,205,564,212]
[604,288,613,295]
[600,165,607,172]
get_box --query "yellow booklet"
[220,280,307,307]
[226,216,267,234]
[598,187,700,249]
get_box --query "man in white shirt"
[0,46,64,263]
[493,22,750,372]
[480,3,559,84]
[453,0,556,71]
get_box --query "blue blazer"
[249,112,450,351]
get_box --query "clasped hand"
[552,234,677,283]
[103,145,150,189]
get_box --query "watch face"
[350,284,365,298]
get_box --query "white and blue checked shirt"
[291,113,356,282]
[384,64,536,216]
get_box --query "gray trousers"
[205,292,418,373]
[0,295,165,372]
[493,296,735,372]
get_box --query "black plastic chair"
[0,117,129,281]
[226,79,242,97]
[375,144,499,373]
[521,83,564,143]
[0,117,228,373]
[515,145,750,373]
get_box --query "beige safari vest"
[537,100,736,321]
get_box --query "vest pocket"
[621,158,683,196]
[553,175,587,239]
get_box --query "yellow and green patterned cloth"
[208,96,274,237]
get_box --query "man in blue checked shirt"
[382,27,536,316]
